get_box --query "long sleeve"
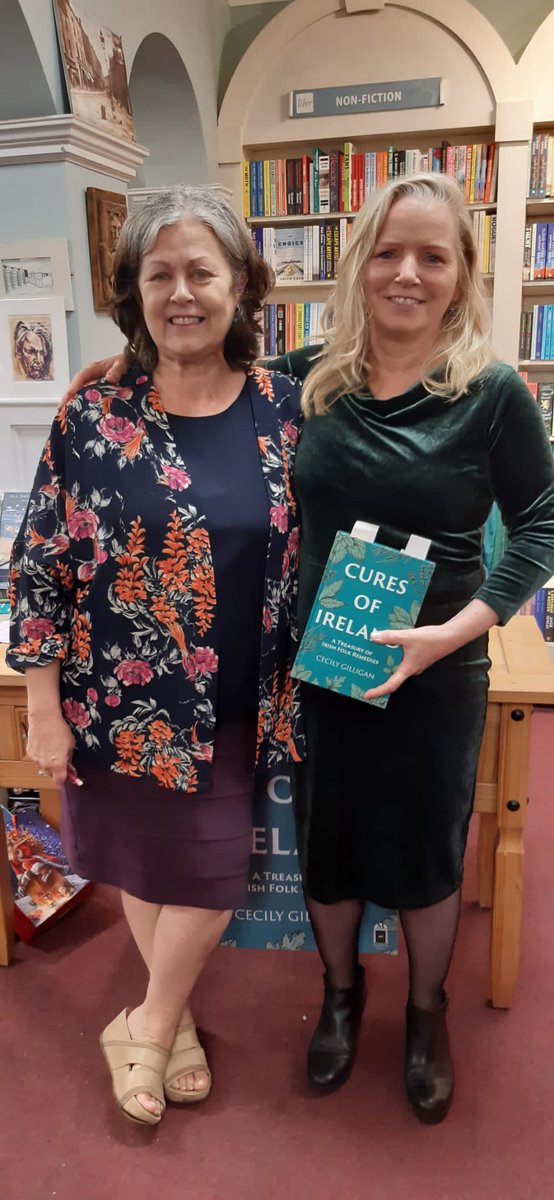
[7,412,74,672]
[262,345,324,380]
[474,367,554,623]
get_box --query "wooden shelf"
[522,280,554,292]
[526,197,554,215]
[268,282,334,298]
[247,201,497,225]
[518,360,554,370]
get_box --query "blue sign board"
[289,78,443,119]
[223,770,397,954]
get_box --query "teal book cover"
[292,530,435,709]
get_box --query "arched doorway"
[129,33,208,189]
[2,0,56,119]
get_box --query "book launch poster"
[223,771,397,954]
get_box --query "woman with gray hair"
[8,185,304,1126]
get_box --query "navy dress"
[62,381,269,908]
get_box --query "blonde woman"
[274,173,554,1122]
[65,173,554,1123]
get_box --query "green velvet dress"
[269,348,554,909]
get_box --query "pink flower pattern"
[7,367,305,789]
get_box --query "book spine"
[537,381,554,432]
[276,304,285,356]
[546,224,554,279]
[332,220,340,279]
[329,151,339,214]
[534,223,548,279]
[269,160,277,217]
[318,155,330,215]
[287,159,296,216]
[533,586,546,635]
[470,144,477,203]
[242,162,250,217]
[263,160,271,217]
[312,148,319,214]
[535,305,544,359]
[544,587,554,641]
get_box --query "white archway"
[2,0,56,120]
[129,32,208,188]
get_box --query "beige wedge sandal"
[100,1008,170,1126]
[164,1023,212,1104]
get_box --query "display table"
[1,616,553,1006]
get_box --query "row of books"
[527,132,554,198]
[518,307,554,361]
[520,579,554,641]
[522,223,554,280]
[470,210,496,275]
[251,221,352,283]
[261,303,325,356]
[251,211,494,282]
[519,375,554,437]
[243,142,498,218]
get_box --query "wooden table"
[1,617,553,1005]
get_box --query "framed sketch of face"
[0,297,70,400]
[0,240,74,310]
[85,187,128,313]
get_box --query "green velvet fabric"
[269,349,554,627]
[265,348,554,907]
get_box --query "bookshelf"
[218,0,554,648]
[244,140,497,350]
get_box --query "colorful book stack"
[251,221,352,283]
[527,132,554,198]
[519,308,554,361]
[469,209,496,273]
[522,223,554,280]
[519,374,554,437]
[262,302,325,356]
[243,142,498,218]
[519,577,554,641]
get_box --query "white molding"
[0,115,149,182]
[219,0,518,132]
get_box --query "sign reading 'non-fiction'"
[289,78,443,119]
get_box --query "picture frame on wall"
[0,240,74,310]
[85,187,128,313]
[53,0,135,143]
[0,296,70,401]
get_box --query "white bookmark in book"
[350,521,431,561]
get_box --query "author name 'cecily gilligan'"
[313,559,410,640]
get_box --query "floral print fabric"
[8,367,305,792]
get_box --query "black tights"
[306,888,461,1010]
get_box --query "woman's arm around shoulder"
[261,343,324,382]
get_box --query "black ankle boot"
[405,994,454,1124]
[307,964,366,1093]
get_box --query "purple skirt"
[61,722,256,909]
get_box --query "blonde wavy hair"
[301,171,494,415]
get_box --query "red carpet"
[1,711,553,1200]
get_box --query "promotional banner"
[223,771,397,953]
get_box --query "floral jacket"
[7,366,305,792]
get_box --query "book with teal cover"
[292,530,435,709]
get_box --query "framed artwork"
[53,0,135,143]
[0,297,69,401]
[85,187,127,313]
[0,239,74,310]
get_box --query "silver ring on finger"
[37,768,47,777]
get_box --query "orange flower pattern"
[7,368,305,790]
